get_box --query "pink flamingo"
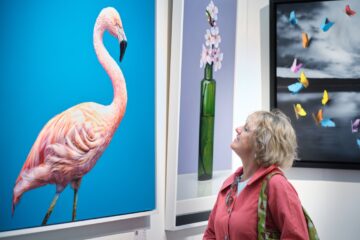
[12,7,128,225]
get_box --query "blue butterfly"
[320,18,334,32]
[320,118,336,127]
[288,82,304,94]
[289,11,298,25]
[357,138,360,148]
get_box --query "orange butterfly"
[302,32,310,48]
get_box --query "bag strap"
[257,172,282,240]
[257,172,320,240]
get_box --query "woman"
[203,109,310,239]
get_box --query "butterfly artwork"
[312,108,323,125]
[288,82,304,94]
[312,109,336,127]
[345,4,356,16]
[320,17,334,32]
[299,71,309,88]
[320,118,336,127]
[288,71,309,94]
[322,90,329,105]
[289,10,298,25]
[356,138,360,148]
[351,119,360,133]
[302,32,310,48]
[290,58,303,73]
[293,103,307,119]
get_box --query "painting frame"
[0,0,166,238]
[269,0,360,169]
[165,0,240,230]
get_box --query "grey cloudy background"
[276,0,360,78]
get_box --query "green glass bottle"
[198,63,216,181]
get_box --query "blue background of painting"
[0,0,155,232]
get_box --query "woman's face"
[231,114,257,160]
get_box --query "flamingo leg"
[72,179,82,221]
[42,192,60,226]
[72,188,78,221]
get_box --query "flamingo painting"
[12,7,128,225]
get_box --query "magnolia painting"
[178,0,236,177]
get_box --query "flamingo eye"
[114,18,121,28]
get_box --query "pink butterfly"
[290,58,303,73]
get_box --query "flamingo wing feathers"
[16,103,109,185]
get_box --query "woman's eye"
[244,127,248,132]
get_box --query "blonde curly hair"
[251,109,298,169]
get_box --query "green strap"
[257,172,320,240]
[303,207,320,240]
[257,172,281,240]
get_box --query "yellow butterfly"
[299,71,309,88]
[294,103,307,119]
[322,90,329,105]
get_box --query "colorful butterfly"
[356,138,360,148]
[320,118,336,127]
[312,109,336,127]
[322,90,329,105]
[351,119,360,133]
[345,4,356,16]
[312,108,323,125]
[320,18,334,32]
[302,32,310,48]
[294,103,307,119]
[288,82,304,94]
[289,10,298,25]
[290,58,303,73]
[288,71,309,94]
[299,71,309,88]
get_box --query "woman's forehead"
[245,113,260,127]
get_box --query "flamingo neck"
[93,21,127,127]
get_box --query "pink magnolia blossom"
[205,29,212,46]
[213,51,223,71]
[200,0,223,71]
[206,0,218,21]
[211,27,221,48]
[200,45,212,68]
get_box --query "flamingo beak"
[117,26,127,62]
[119,40,127,62]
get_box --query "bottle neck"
[204,63,213,80]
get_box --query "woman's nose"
[236,127,242,134]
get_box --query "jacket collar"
[220,165,282,192]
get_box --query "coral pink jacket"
[203,165,309,240]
